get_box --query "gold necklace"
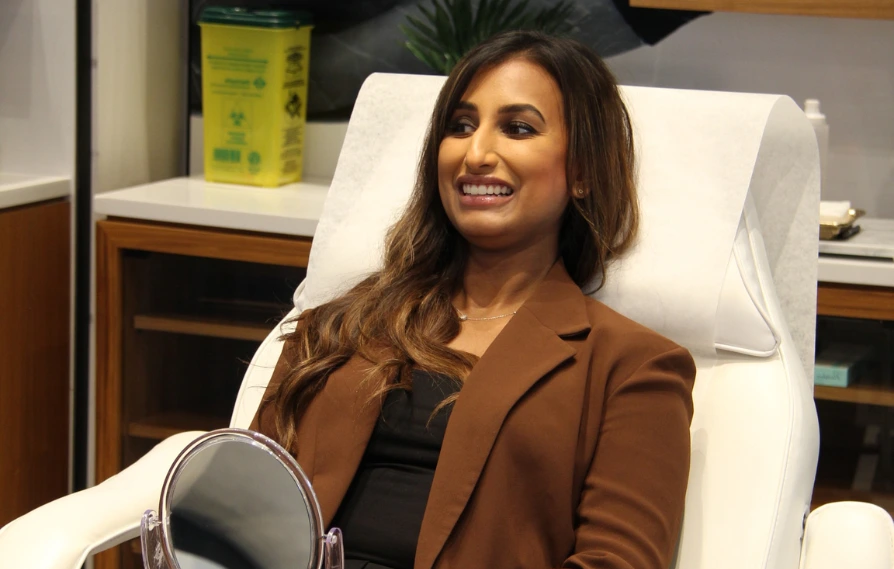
[457,310,518,322]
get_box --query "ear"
[568,159,586,197]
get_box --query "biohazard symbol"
[285,91,302,118]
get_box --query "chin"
[457,231,518,252]
[455,223,505,240]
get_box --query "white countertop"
[819,218,894,259]
[93,176,330,237]
[0,173,71,210]
[818,218,894,288]
[94,177,894,289]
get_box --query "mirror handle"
[323,527,344,569]
[140,510,174,569]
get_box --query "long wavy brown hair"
[266,30,639,450]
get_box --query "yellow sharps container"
[199,8,313,187]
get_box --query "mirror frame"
[144,428,326,569]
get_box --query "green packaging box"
[814,343,873,388]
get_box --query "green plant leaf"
[404,14,438,41]
[536,2,574,35]
[444,52,459,73]
[417,3,438,26]
[400,23,445,56]
[474,0,495,43]
[453,0,474,54]
[425,2,454,50]
[499,0,531,30]
[403,16,443,46]
[480,0,510,40]
[432,0,459,56]
[405,41,449,74]
[401,0,577,74]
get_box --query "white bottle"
[804,99,829,193]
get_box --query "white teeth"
[461,184,512,196]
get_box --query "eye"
[446,117,475,136]
[505,121,537,136]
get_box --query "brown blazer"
[251,262,696,569]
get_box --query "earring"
[575,186,585,197]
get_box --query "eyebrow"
[454,101,546,123]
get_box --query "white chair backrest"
[232,73,821,569]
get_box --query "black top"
[331,370,460,569]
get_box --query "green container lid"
[199,7,312,28]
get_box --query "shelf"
[815,384,894,407]
[133,313,273,342]
[628,0,894,19]
[817,282,894,321]
[0,173,71,211]
[128,413,228,440]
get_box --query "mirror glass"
[163,434,317,569]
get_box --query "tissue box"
[814,343,872,387]
[820,200,852,225]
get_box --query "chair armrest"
[0,431,204,569]
[801,501,894,569]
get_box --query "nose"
[464,126,498,172]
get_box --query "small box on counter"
[814,343,873,388]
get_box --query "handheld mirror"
[141,428,343,569]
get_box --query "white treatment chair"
[1,73,892,569]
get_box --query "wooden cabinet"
[815,282,894,406]
[0,199,71,528]
[94,218,311,569]
[812,281,894,513]
[629,0,894,19]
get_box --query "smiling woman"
[251,31,694,569]
[437,58,573,355]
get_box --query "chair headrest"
[297,74,818,369]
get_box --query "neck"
[455,246,557,316]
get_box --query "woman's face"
[438,58,570,255]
